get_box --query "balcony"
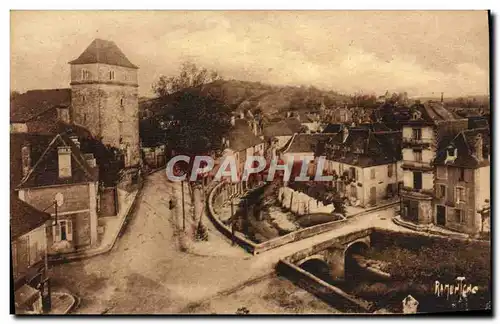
[402,137,432,148]
[401,160,433,171]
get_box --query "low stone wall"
[278,187,334,215]
[276,259,374,313]
[207,182,347,255]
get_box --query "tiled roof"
[227,119,264,152]
[284,133,332,154]
[421,101,460,122]
[17,133,99,189]
[262,120,295,137]
[10,89,71,123]
[322,123,343,133]
[318,128,402,167]
[10,194,51,240]
[69,38,138,69]
[284,118,303,133]
[434,127,490,168]
[10,133,54,188]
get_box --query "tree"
[166,88,232,163]
[152,61,222,97]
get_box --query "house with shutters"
[398,101,473,233]
[316,126,403,208]
[16,133,100,254]
[433,127,490,236]
[11,194,51,314]
[219,116,265,191]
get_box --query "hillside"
[140,80,353,118]
[200,80,352,116]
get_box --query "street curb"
[48,183,144,264]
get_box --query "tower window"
[120,98,124,107]
[109,70,115,80]
[82,95,86,103]
[81,69,90,80]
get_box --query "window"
[454,209,465,224]
[458,168,465,181]
[109,70,115,80]
[53,220,73,242]
[120,98,124,107]
[388,164,394,178]
[413,149,422,162]
[81,69,90,80]
[412,128,422,140]
[349,167,356,180]
[436,184,446,199]
[436,166,447,179]
[82,95,86,103]
[370,168,376,180]
[413,171,422,190]
[455,187,466,203]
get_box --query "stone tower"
[69,39,140,167]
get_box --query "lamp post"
[41,194,63,313]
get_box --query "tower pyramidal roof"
[69,38,138,69]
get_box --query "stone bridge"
[284,228,373,281]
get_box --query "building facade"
[17,134,100,254]
[11,196,51,314]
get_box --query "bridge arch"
[344,238,371,281]
[296,254,327,266]
[297,254,331,282]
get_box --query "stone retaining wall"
[207,182,347,255]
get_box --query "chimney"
[57,107,70,123]
[21,143,31,177]
[239,111,244,119]
[441,92,444,103]
[475,134,483,161]
[58,146,72,178]
[70,136,80,148]
[230,116,236,126]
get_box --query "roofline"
[68,60,139,69]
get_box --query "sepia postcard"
[10,10,491,315]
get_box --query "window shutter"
[67,220,73,242]
[53,223,61,243]
[31,240,39,265]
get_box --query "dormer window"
[109,70,115,80]
[447,146,455,157]
[81,69,90,80]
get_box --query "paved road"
[49,171,255,314]
[48,171,407,314]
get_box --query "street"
[48,171,404,314]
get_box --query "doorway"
[369,186,376,205]
[436,205,446,226]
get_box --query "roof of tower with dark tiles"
[69,38,138,69]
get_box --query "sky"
[11,10,490,98]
